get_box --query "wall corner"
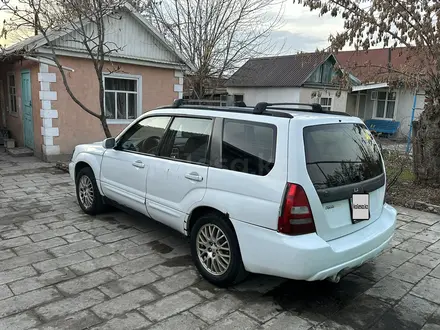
[174,70,184,99]
[39,64,60,158]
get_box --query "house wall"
[49,56,179,158]
[226,87,301,105]
[0,60,43,157]
[395,89,425,137]
[299,87,348,113]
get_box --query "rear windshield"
[303,123,383,189]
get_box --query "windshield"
[303,123,383,189]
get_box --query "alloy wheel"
[79,175,94,209]
[196,223,231,276]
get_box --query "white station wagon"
[69,100,397,286]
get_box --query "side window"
[160,117,212,165]
[116,116,171,154]
[222,119,276,176]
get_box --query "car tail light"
[278,183,316,235]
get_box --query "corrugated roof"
[335,48,418,83]
[225,52,332,87]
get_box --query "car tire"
[190,212,248,287]
[75,167,105,215]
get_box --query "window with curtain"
[376,91,396,119]
[104,76,139,121]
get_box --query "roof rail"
[164,99,350,117]
[253,102,322,114]
[171,98,247,108]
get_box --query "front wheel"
[190,213,247,287]
[76,167,105,215]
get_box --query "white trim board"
[25,56,74,72]
[352,83,389,92]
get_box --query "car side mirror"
[102,138,116,149]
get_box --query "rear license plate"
[350,193,370,223]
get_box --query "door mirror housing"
[102,138,116,149]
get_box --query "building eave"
[352,82,389,92]
[36,47,187,71]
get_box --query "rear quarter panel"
[204,116,289,230]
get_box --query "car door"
[100,116,171,215]
[146,116,213,233]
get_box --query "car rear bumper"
[232,203,396,281]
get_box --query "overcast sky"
[270,1,345,54]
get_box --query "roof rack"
[160,99,292,118]
[172,98,247,108]
[253,102,351,117]
[253,102,322,114]
[164,99,350,118]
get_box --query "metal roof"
[225,52,333,88]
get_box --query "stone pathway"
[0,149,440,330]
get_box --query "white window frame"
[7,72,18,116]
[103,73,142,124]
[373,90,397,120]
[319,97,332,111]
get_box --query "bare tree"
[138,0,285,99]
[0,0,131,137]
[295,0,440,184]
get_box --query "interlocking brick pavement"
[1,149,440,329]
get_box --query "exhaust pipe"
[327,272,342,283]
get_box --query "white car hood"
[73,141,106,158]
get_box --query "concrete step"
[6,147,34,157]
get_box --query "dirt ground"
[384,150,440,207]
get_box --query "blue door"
[21,70,34,149]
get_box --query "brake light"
[278,183,316,235]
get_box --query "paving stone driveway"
[1,149,440,330]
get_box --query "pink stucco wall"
[1,60,42,157]
[50,56,179,155]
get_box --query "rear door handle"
[132,160,145,168]
[185,172,203,182]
